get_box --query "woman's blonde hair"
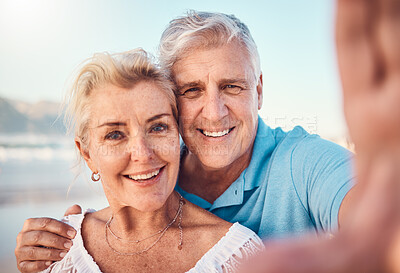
[63,48,177,147]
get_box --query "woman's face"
[78,81,180,212]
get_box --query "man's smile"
[198,127,235,138]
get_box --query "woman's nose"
[126,135,154,162]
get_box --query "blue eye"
[151,124,168,132]
[223,84,242,94]
[181,87,202,98]
[105,131,125,140]
[184,87,199,93]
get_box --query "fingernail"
[60,252,67,258]
[45,261,51,266]
[67,229,76,238]
[64,241,72,249]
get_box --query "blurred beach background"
[0,0,350,272]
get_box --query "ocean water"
[0,134,108,272]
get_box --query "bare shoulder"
[79,208,111,256]
[80,208,110,236]
[182,199,232,243]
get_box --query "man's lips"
[123,166,165,182]
[197,127,235,138]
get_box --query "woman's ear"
[75,137,96,172]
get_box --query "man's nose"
[202,88,228,121]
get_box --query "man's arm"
[337,185,358,228]
[290,135,355,232]
[15,205,81,273]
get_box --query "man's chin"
[196,152,234,170]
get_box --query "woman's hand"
[15,205,81,273]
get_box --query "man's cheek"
[179,117,197,138]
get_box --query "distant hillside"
[0,97,65,134]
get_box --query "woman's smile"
[123,166,166,187]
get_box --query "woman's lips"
[128,168,160,180]
[123,166,165,185]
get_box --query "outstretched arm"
[240,0,400,272]
[15,205,81,273]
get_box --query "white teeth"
[128,169,160,181]
[202,129,230,137]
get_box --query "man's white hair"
[158,10,261,81]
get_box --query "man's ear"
[75,137,96,173]
[257,73,263,110]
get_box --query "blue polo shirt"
[176,117,355,239]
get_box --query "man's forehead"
[172,61,254,84]
[173,66,255,87]
[171,43,255,84]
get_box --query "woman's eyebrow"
[96,122,127,128]
[146,113,171,123]
[95,114,171,128]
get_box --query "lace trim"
[65,209,102,273]
[187,223,265,272]
[221,237,265,272]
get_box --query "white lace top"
[42,210,264,273]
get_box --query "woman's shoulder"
[183,200,232,235]
[79,207,110,241]
[81,207,109,224]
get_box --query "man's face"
[172,41,263,170]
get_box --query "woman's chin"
[118,196,171,212]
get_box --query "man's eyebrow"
[146,113,172,123]
[219,78,250,86]
[176,79,251,91]
[176,81,202,91]
[97,122,126,128]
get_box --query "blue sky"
[0,0,347,138]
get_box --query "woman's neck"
[106,192,181,239]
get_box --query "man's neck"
[178,148,253,204]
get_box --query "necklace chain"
[106,199,181,243]
[178,198,183,250]
[105,193,184,255]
